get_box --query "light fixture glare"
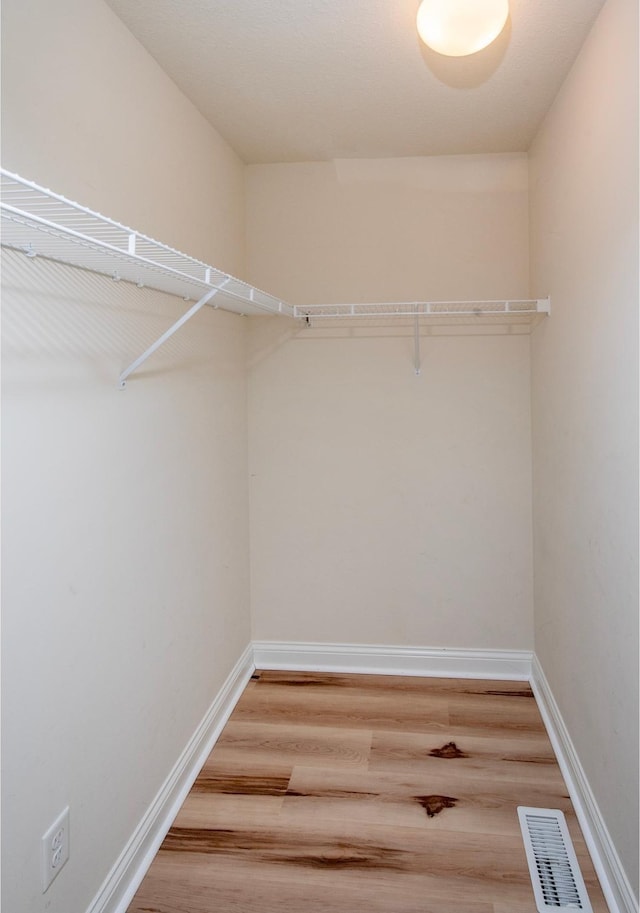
[417,0,509,57]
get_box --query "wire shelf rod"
[2,207,289,315]
[1,169,552,385]
[294,298,550,320]
[0,169,293,318]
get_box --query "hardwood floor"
[127,671,610,912]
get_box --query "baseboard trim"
[530,655,638,913]
[252,640,533,680]
[85,643,255,913]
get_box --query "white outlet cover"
[42,806,70,892]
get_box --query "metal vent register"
[517,807,593,911]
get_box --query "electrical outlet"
[42,807,69,892]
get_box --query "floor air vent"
[517,807,593,912]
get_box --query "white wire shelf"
[294,299,550,327]
[0,168,550,384]
[0,169,293,319]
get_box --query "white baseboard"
[85,643,255,913]
[531,655,638,913]
[252,640,533,680]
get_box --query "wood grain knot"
[415,795,458,818]
[429,742,468,759]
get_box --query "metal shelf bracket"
[414,313,421,376]
[118,281,229,389]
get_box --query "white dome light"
[417,0,509,57]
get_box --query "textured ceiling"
[105,0,605,164]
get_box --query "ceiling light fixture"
[416,0,509,57]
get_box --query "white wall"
[247,156,529,305]
[1,0,245,273]
[529,0,639,897]
[1,2,250,912]
[247,155,535,649]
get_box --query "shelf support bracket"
[413,312,421,376]
[118,282,228,388]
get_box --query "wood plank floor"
[127,671,610,912]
